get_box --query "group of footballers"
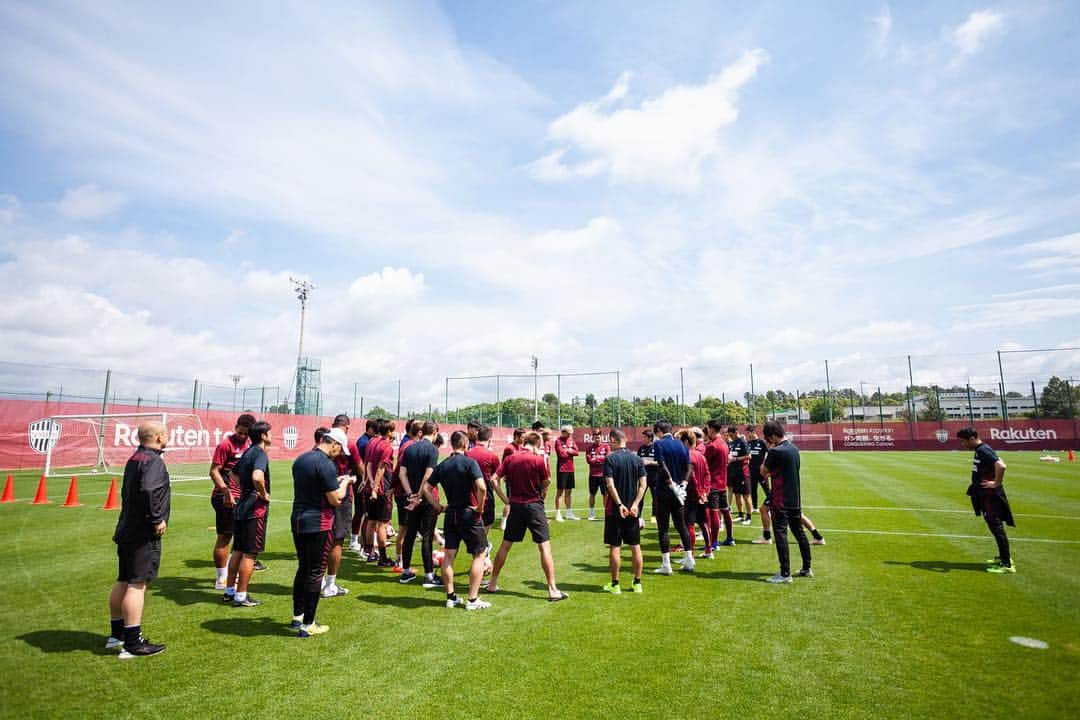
[105,409,1016,653]
[202,411,831,634]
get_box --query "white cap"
[325,427,348,448]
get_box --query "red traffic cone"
[101,477,120,510]
[1,475,14,503]
[62,476,81,507]
[31,475,50,505]
[1069,449,1075,462]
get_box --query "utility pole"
[531,356,539,421]
[679,367,686,425]
[290,277,314,414]
[749,363,756,424]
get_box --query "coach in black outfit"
[107,420,171,659]
[761,420,812,583]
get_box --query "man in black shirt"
[761,420,812,583]
[398,422,441,584]
[228,421,272,607]
[107,421,170,659]
[290,428,351,637]
[727,427,752,524]
[957,428,1015,573]
[422,431,490,610]
[636,429,659,522]
[601,429,647,594]
[746,425,767,510]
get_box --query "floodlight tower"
[230,374,242,411]
[291,277,314,414]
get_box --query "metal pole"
[966,383,974,424]
[1067,380,1077,443]
[997,350,1008,424]
[749,363,756,424]
[556,374,562,429]
[192,378,198,409]
[850,389,856,429]
[679,367,686,425]
[98,369,112,469]
[616,370,621,427]
[796,389,803,429]
[496,375,502,428]
[396,380,401,420]
[353,382,358,419]
[444,378,449,420]
[260,386,266,415]
[360,396,364,419]
[824,360,832,425]
[906,355,915,439]
[532,356,539,421]
[1032,380,1039,419]
[878,386,884,428]
[859,381,865,423]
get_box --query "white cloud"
[951,10,1005,56]
[56,184,126,220]
[1010,232,1080,273]
[533,49,768,188]
[0,194,19,224]
[833,321,934,345]
[870,6,893,58]
[347,267,425,304]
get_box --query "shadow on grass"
[353,593,436,609]
[151,576,293,606]
[522,579,596,595]
[883,560,990,573]
[201,617,295,637]
[696,570,775,582]
[183,558,215,569]
[571,562,610,575]
[17,629,113,655]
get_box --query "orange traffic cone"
[62,476,81,507]
[31,475,50,505]
[1,475,14,503]
[101,477,120,510]
[1069,449,1075,462]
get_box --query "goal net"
[42,412,212,480]
[787,433,834,452]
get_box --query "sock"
[235,591,247,602]
[425,572,435,581]
[811,529,823,540]
[611,577,619,586]
[225,585,236,595]
[379,546,388,561]
[722,509,733,539]
[123,624,141,647]
[687,526,696,552]
[446,592,458,601]
[325,575,336,589]
[216,567,227,582]
[351,534,358,544]
[684,550,693,563]
[661,552,670,567]
[633,577,641,585]
[110,618,123,639]
[764,530,772,540]
[468,596,478,603]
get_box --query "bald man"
[106,421,171,659]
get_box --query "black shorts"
[367,494,393,523]
[116,539,161,583]
[588,475,606,495]
[504,502,550,544]
[234,515,267,554]
[685,498,702,524]
[407,501,437,534]
[604,513,641,546]
[707,490,729,510]
[442,507,487,555]
[211,492,235,535]
[728,475,749,494]
[395,494,409,525]
[332,497,353,542]
[556,471,575,490]
[482,491,495,527]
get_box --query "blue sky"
[0,1,1078,411]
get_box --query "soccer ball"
[433,550,445,567]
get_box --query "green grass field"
[1,451,1078,719]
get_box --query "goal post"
[42,412,213,479]
[787,433,834,452]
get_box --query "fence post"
[616,370,621,427]
[906,355,915,441]
[260,386,266,415]
[98,369,112,469]
[997,350,1009,424]
[1031,380,1039,420]
[192,379,199,409]
[556,374,561,430]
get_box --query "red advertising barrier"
[1,398,1076,471]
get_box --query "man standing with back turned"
[107,420,171,658]
[957,427,1015,573]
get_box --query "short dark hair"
[478,426,492,442]
[762,420,785,440]
[236,413,256,429]
[450,430,469,450]
[467,420,482,431]
[513,428,525,437]
[433,433,445,447]
[745,425,756,432]
[409,419,424,436]
[706,419,725,433]
[531,421,545,431]
[421,421,438,436]
[365,419,377,432]
[332,414,350,428]
[379,419,394,436]
[249,420,272,445]
[642,429,654,439]
[956,427,979,440]
[654,420,672,435]
[610,428,626,444]
[727,426,738,434]
[314,426,330,443]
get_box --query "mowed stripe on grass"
[0,450,1077,719]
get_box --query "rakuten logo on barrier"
[989,427,1058,443]
[115,423,214,448]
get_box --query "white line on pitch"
[803,505,1079,521]
[818,528,1080,545]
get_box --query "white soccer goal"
[42,412,212,480]
[787,433,834,452]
